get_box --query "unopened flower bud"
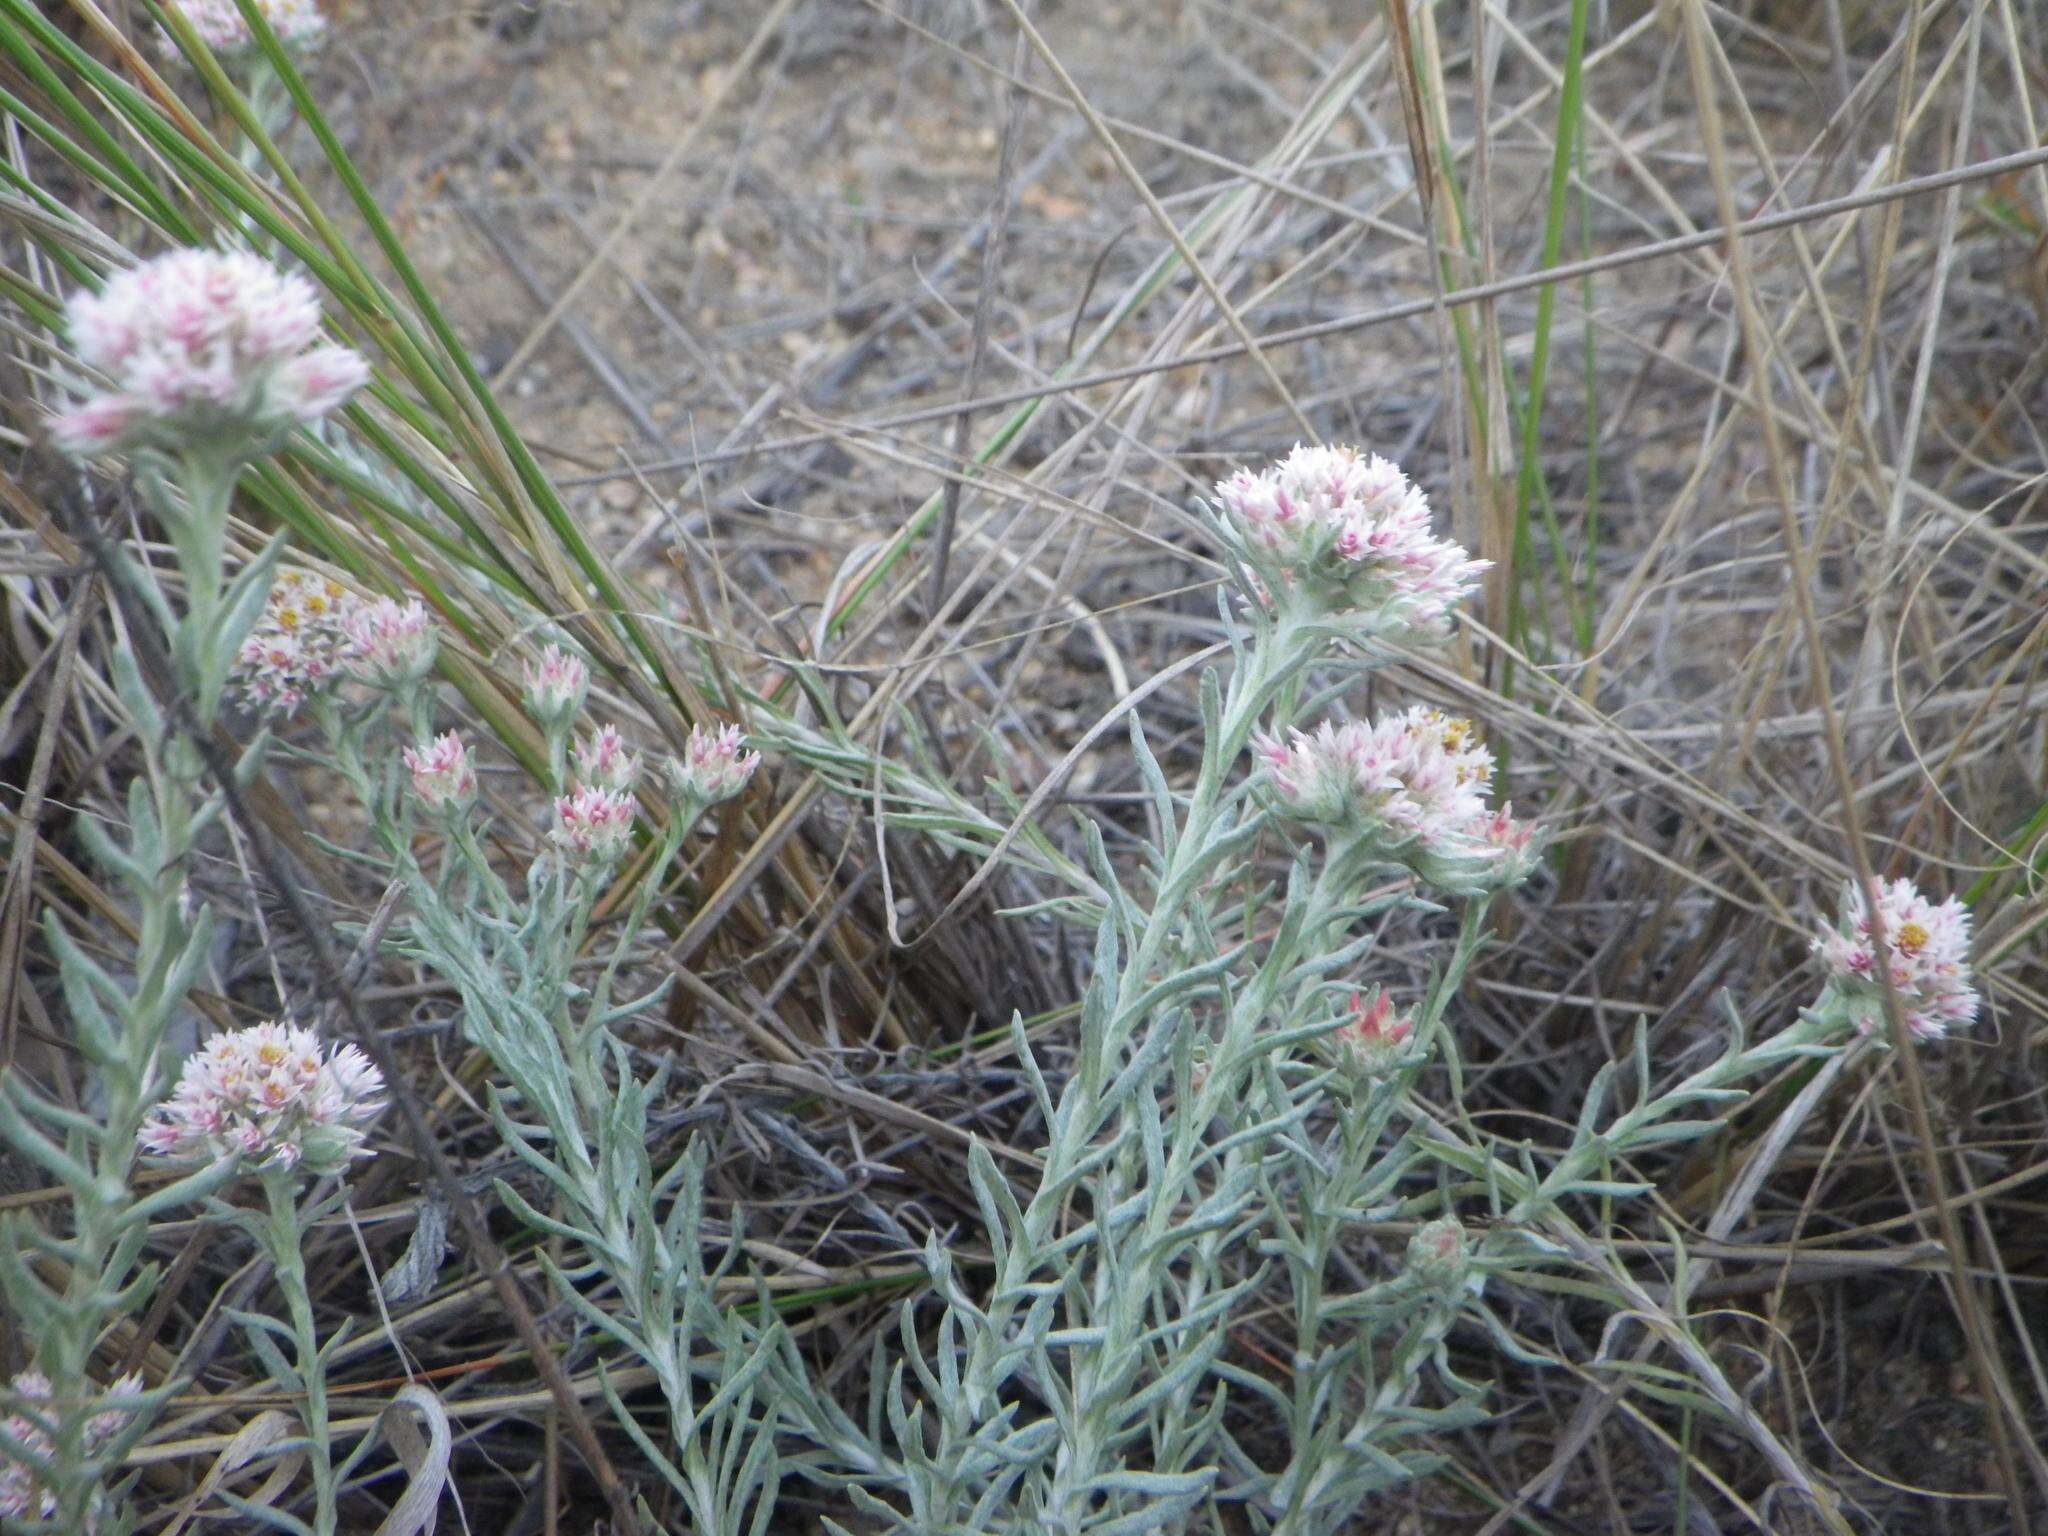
[551,785,635,866]
[1405,1216,1470,1293]
[573,724,639,793]
[1332,990,1415,1077]
[522,644,588,733]
[669,722,760,807]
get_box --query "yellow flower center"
[1896,921,1930,956]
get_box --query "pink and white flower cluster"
[163,0,325,52]
[1813,877,1978,1041]
[233,575,442,714]
[345,597,437,690]
[1255,707,1536,892]
[139,1021,383,1175]
[232,568,363,716]
[404,732,477,812]
[0,1371,144,1525]
[50,249,366,459]
[551,785,636,867]
[547,722,642,866]
[1213,445,1487,633]
[670,722,760,806]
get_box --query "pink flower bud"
[550,785,635,866]
[345,597,437,689]
[1331,990,1415,1076]
[402,732,476,812]
[522,644,589,730]
[1405,1215,1469,1291]
[670,722,760,806]
[572,724,639,793]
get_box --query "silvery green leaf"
[1576,1061,1617,1141]
[1620,1119,1725,1148]
[217,1488,319,1536]
[229,1309,302,1390]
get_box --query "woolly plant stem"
[262,1168,338,1536]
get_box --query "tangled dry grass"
[4,0,2048,1530]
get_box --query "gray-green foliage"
[798,601,1502,1535]
[0,452,274,1534]
[331,537,1865,1536]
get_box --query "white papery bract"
[50,250,366,459]
[0,1371,145,1526]
[231,568,364,717]
[1255,706,1538,893]
[1812,876,1978,1040]
[1213,444,1487,634]
[138,1021,383,1176]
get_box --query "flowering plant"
[1811,876,1978,1040]
[143,1023,385,1535]
[0,246,365,1534]
[1212,444,1488,635]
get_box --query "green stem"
[263,1169,336,1536]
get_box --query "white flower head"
[1212,445,1487,635]
[138,1021,383,1178]
[1812,877,1978,1041]
[1255,707,1538,894]
[50,249,366,460]
[230,568,364,717]
[161,0,326,54]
